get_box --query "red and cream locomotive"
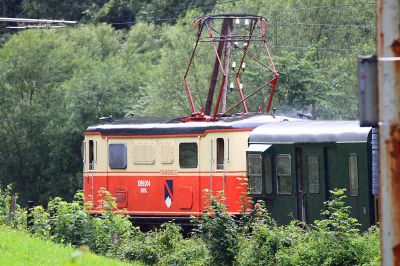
[83,14,283,223]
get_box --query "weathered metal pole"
[377,0,400,265]
[221,21,233,113]
[205,18,232,116]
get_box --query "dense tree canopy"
[0,0,375,203]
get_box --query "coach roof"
[249,120,372,144]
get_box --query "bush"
[195,195,240,266]
[0,184,26,229]
[0,185,381,266]
[237,189,380,266]
[121,222,208,265]
[274,189,378,266]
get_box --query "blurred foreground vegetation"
[0,185,380,265]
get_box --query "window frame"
[179,142,198,169]
[349,153,359,196]
[216,138,225,170]
[247,153,263,195]
[89,140,97,170]
[276,154,292,195]
[108,143,128,170]
[307,155,320,194]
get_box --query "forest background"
[0,0,375,204]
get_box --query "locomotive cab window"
[217,138,224,170]
[247,154,262,194]
[179,143,198,168]
[307,155,320,193]
[276,154,292,194]
[109,143,127,169]
[349,153,359,196]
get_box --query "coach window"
[307,155,320,193]
[276,154,292,194]
[217,138,224,170]
[109,143,127,169]
[264,156,273,194]
[179,143,198,168]
[247,154,262,194]
[349,153,359,196]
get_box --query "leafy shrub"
[45,195,92,246]
[0,184,26,229]
[90,188,133,255]
[0,184,13,225]
[0,185,381,266]
[275,189,378,266]
[236,189,380,266]
[121,222,208,265]
[30,188,134,257]
[196,195,240,266]
[236,204,302,266]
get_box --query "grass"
[0,225,139,266]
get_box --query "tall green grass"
[0,225,139,266]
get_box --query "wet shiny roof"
[249,120,372,143]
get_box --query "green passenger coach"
[247,120,378,230]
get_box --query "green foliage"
[0,184,26,229]
[236,189,379,266]
[0,185,381,265]
[0,184,13,226]
[196,195,240,265]
[121,222,208,265]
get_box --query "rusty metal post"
[377,0,400,265]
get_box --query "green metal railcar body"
[247,121,378,230]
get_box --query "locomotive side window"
[217,138,224,170]
[247,154,262,194]
[179,143,198,168]
[264,156,273,194]
[349,153,359,196]
[307,155,320,193]
[276,154,292,194]
[109,143,127,169]
[89,140,95,170]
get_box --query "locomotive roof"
[249,120,372,144]
[85,113,298,136]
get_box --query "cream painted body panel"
[83,131,251,175]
